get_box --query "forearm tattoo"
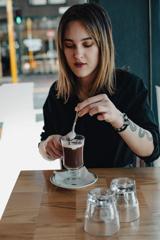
[129,121,137,132]
[129,120,153,141]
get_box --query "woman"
[39,3,160,167]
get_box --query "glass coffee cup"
[61,134,85,185]
[110,177,140,222]
[84,187,120,236]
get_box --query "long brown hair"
[56,3,115,102]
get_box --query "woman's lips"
[74,62,86,68]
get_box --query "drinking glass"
[61,134,85,185]
[110,177,140,222]
[84,187,120,236]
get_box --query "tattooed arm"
[118,118,154,157]
[76,94,154,158]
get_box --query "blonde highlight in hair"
[56,3,115,102]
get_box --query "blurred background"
[0,0,87,76]
[0,0,159,119]
[0,0,160,218]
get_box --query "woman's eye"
[64,45,74,48]
[83,42,93,48]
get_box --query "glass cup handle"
[60,156,64,169]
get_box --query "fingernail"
[78,112,82,117]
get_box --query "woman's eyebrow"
[81,37,92,41]
[64,37,92,42]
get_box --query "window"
[48,0,66,4]
[29,0,47,6]
[0,0,6,7]
[29,0,66,5]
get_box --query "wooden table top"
[0,167,160,240]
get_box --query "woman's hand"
[41,135,63,160]
[75,94,123,129]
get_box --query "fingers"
[46,142,61,159]
[46,146,61,159]
[87,103,108,117]
[45,136,62,159]
[74,93,120,124]
[75,94,110,117]
[75,94,109,113]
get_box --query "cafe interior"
[0,0,160,239]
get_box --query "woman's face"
[63,20,99,84]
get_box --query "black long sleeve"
[40,69,160,167]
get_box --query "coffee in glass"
[61,134,85,185]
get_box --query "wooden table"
[0,168,160,240]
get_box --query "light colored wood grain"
[1,168,160,239]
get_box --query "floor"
[0,73,61,219]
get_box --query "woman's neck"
[77,71,96,100]
[77,83,90,100]
[78,90,89,100]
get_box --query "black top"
[40,69,160,167]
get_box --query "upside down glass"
[110,177,140,223]
[84,188,120,236]
[61,134,85,186]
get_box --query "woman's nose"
[73,47,84,59]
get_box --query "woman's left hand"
[75,94,123,128]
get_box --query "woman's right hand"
[39,135,63,160]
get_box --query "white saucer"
[50,167,98,190]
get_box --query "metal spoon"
[66,112,78,140]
